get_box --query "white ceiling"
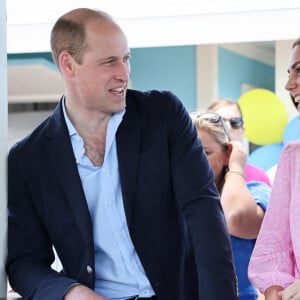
[6,0,300,52]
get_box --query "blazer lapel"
[44,102,94,252]
[43,98,141,247]
[117,107,141,228]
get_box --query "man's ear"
[59,51,75,77]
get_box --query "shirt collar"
[62,96,126,137]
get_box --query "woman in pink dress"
[248,38,300,300]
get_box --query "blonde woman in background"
[207,99,271,187]
[192,112,270,300]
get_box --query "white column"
[0,0,8,298]
[196,45,219,112]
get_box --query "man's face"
[67,19,131,115]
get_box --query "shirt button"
[86,265,93,274]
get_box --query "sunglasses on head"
[191,112,231,141]
[223,117,244,129]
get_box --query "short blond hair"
[192,117,230,147]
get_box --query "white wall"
[196,45,218,111]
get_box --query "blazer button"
[86,265,93,274]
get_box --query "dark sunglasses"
[191,112,231,141]
[223,117,244,129]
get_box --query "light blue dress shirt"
[62,100,155,299]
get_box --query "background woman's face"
[213,105,244,142]
[197,129,229,186]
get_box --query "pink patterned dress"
[248,140,300,293]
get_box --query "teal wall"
[7,46,275,112]
[8,52,58,71]
[8,52,53,63]
[130,46,197,112]
[218,47,275,100]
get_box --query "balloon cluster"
[238,89,299,176]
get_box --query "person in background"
[248,38,300,300]
[207,99,271,187]
[6,7,238,300]
[191,112,270,300]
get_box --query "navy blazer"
[7,90,238,300]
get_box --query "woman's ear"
[224,142,232,166]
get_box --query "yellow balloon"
[238,89,288,145]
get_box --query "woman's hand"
[279,280,300,300]
[227,141,247,172]
[265,285,283,300]
[222,140,264,239]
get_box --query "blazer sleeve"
[6,143,79,300]
[165,92,239,299]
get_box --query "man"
[207,99,271,186]
[6,8,238,300]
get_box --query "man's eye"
[124,55,131,62]
[105,59,114,64]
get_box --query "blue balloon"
[283,116,300,145]
[248,143,284,171]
